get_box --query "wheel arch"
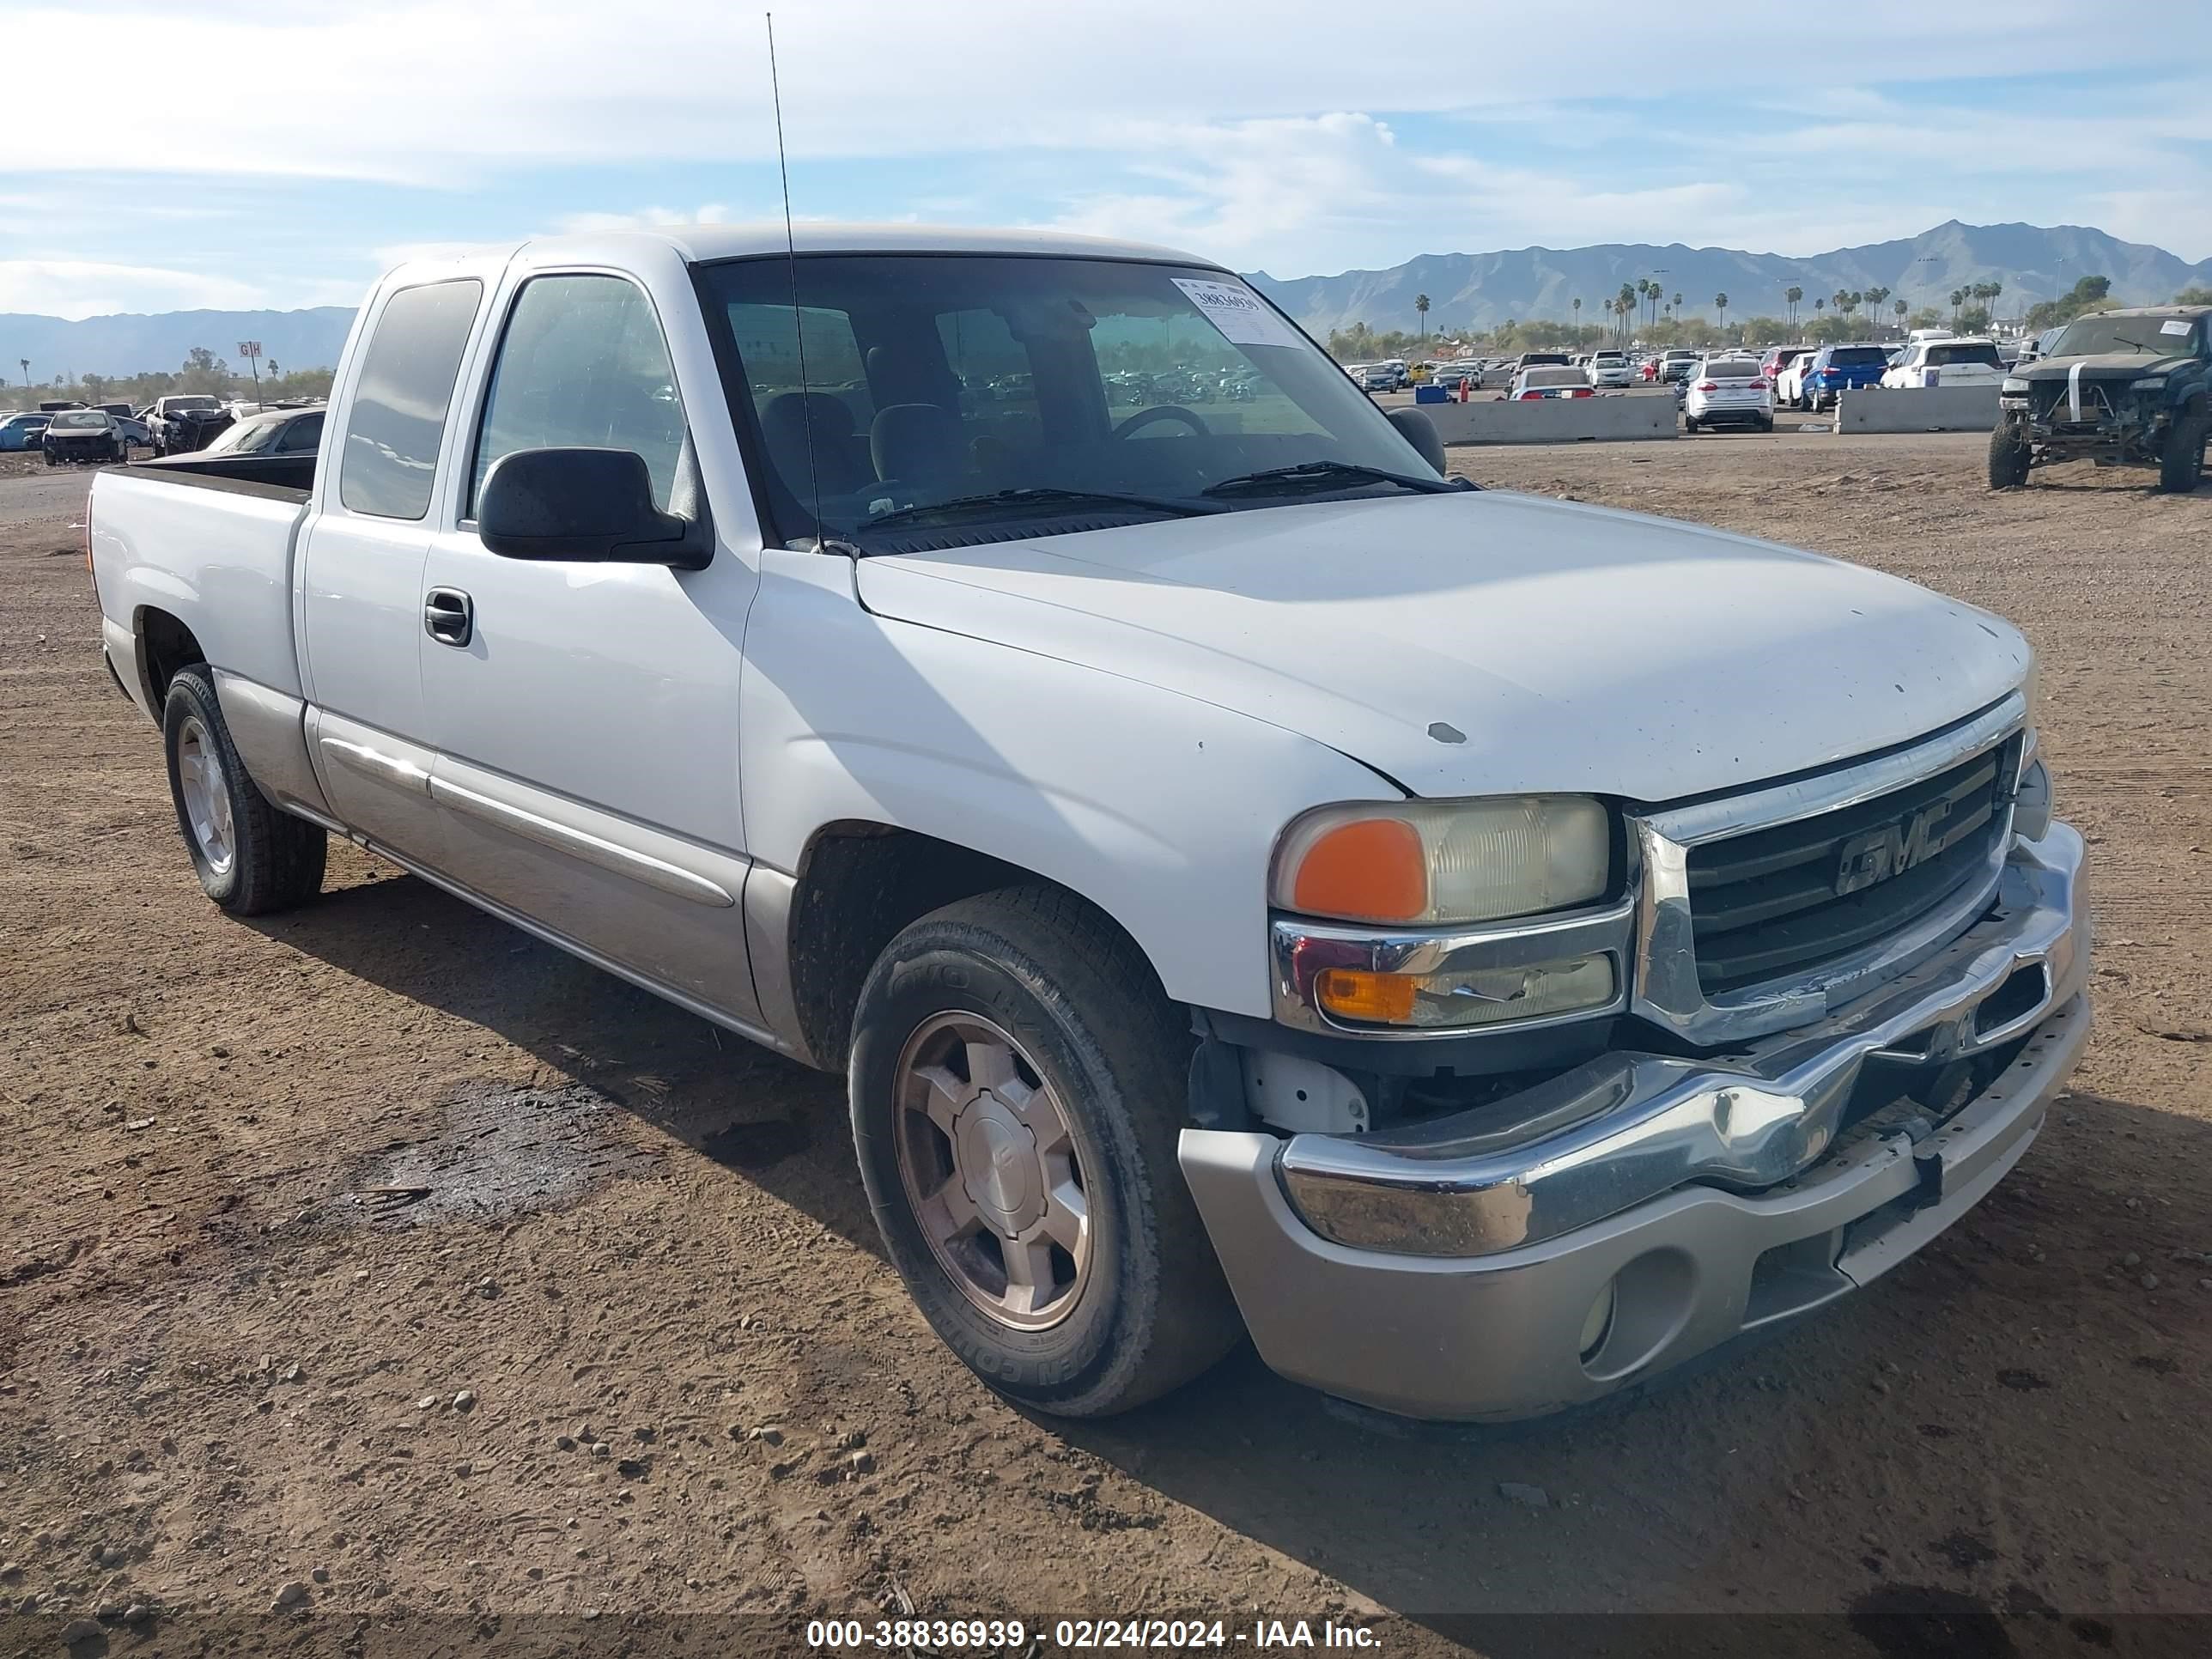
[773,820,1169,1073]
[133,605,208,711]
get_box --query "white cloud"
[0,259,265,320]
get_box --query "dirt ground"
[2,433,2208,1656]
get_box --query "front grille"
[1686,740,2016,997]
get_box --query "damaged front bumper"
[1179,824,2090,1421]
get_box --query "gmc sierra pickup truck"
[88,225,2088,1423]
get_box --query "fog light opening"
[1578,1279,1618,1363]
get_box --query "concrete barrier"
[1836,385,2000,434]
[1421,393,1679,447]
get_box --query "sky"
[6,0,2212,319]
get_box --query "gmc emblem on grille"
[1834,799,1954,896]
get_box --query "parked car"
[1797,343,1892,410]
[204,406,326,458]
[93,403,153,449]
[1683,356,1774,433]
[1773,349,1820,407]
[146,394,226,455]
[1584,350,1632,389]
[1758,345,1808,386]
[1882,337,2004,389]
[1510,366,1595,399]
[1355,363,1396,392]
[1990,305,2209,493]
[1513,351,1571,373]
[0,412,52,452]
[1657,349,1701,386]
[86,223,2083,1426]
[40,408,129,465]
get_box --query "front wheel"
[162,665,327,915]
[1989,420,2033,489]
[2159,407,2207,494]
[849,886,1242,1417]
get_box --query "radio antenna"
[766,11,825,550]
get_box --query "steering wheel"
[1113,404,1208,440]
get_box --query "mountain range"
[1,307,357,384]
[6,222,2210,380]
[1248,221,2212,337]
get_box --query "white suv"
[1882,337,2004,389]
[1683,356,1775,433]
[1585,350,1632,389]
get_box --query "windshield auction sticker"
[1171,278,1304,349]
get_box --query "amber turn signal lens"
[1289,817,1426,923]
[1316,969,1419,1024]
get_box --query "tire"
[1988,420,2033,489]
[2158,406,2207,495]
[161,665,326,915]
[1757,416,1775,434]
[849,885,1242,1417]
[1683,417,1700,433]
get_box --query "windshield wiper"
[862,485,1222,532]
[1200,459,1466,500]
[2111,334,2156,355]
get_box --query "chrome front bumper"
[1181,823,2090,1420]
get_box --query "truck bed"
[88,455,316,715]
[122,451,315,500]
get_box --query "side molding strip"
[429,776,736,908]
[319,735,432,793]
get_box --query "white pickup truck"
[87,225,2089,1423]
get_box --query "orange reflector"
[1291,817,1426,923]
[1316,969,1419,1024]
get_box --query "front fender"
[738,550,1399,1019]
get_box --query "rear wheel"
[849,886,1242,1416]
[162,665,326,915]
[1988,420,2033,489]
[2159,407,2207,494]
[1683,416,1700,433]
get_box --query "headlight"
[2132,376,2166,395]
[1272,796,1611,927]
[2001,377,2030,394]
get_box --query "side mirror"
[1386,407,1449,476]
[477,447,708,568]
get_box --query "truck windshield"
[2051,314,2202,357]
[696,254,1441,547]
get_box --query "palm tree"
[1985,280,2002,324]
[1414,293,1431,339]
[15,358,26,386]
[1672,291,1682,319]
[1893,297,1908,329]
[1714,293,1729,336]
[1785,285,1803,331]
[1572,296,1582,334]
[1949,288,1965,325]
[265,358,280,379]
[1863,286,1890,337]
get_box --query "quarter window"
[470,275,687,518]
[338,279,483,520]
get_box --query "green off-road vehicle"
[1990,306,2209,492]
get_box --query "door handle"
[423,586,474,647]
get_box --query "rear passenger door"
[416,269,763,1024]
[298,276,486,865]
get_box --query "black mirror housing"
[477,447,708,568]
[1386,407,1449,477]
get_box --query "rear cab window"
[1929,342,2002,368]
[338,279,484,520]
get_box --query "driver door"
[418,270,763,1024]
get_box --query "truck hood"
[853,491,2030,803]
[2016,351,2191,382]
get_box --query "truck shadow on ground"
[255,869,2210,1639]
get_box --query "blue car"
[0,412,52,452]
[1796,344,1892,411]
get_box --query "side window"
[339,279,482,520]
[277,412,324,454]
[470,275,687,517]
